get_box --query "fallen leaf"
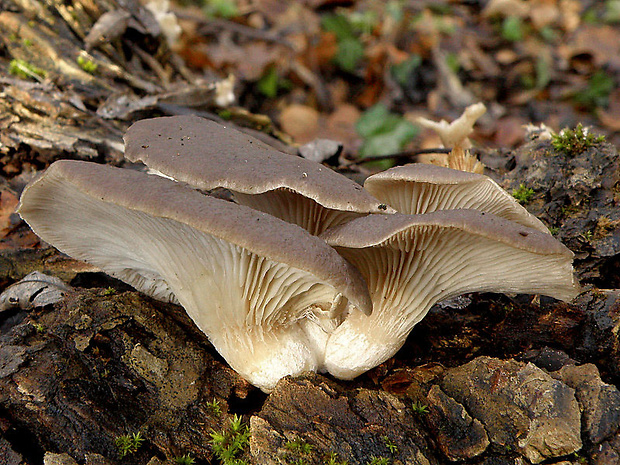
[0,271,71,312]
[0,190,19,240]
[279,104,320,143]
[597,89,620,131]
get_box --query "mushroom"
[320,210,578,379]
[417,103,487,150]
[124,115,393,235]
[18,160,372,392]
[364,163,550,233]
[417,103,486,173]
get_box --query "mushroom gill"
[364,163,550,233]
[18,160,371,392]
[320,210,578,380]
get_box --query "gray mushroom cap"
[320,209,578,379]
[18,160,372,391]
[364,163,550,234]
[124,115,393,235]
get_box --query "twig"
[176,13,296,50]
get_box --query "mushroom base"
[211,326,320,392]
[323,316,406,380]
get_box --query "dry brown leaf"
[494,116,527,147]
[279,104,320,144]
[561,25,620,69]
[324,103,361,150]
[597,89,620,132]
[0,190,19,240]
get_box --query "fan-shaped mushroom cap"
[364,163,550,233]
[124,115,393,235]
[320,210,578,379]
[18,160,372,391]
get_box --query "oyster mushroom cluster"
[18,116,578,392]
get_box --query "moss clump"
[209,414,250,465]
[9,59,47,80]
[115,432,144,458]
[512,184,534,205]
[551,123,605,156]
[77,55,98,74]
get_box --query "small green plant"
[356,104,418,165]
[257,66,291,98]
[574,70,614,109]
[174,454,195,465]
[206,398,222,417]
[411,401,429,415]
[32,323,45,333]
[368,457,390,465]
[102,287,116,296]
[9,59,47,80]
[512,184,535,205]
[551,123,606,156]
[325,452,349,465]
[501,16,524,41]
[321,13,366,72]
[285,438,314,454]
[580,230,594,243]
[381,436,398,454]
[203,0,238,18]
[115,432,144,458]
[605,0,620,22]
[390,54,422,88]
[77,55,98,74]
[209,414,250,465]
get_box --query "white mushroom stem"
[417,103,487,149]
[18,161,372,392]
[321,210,578,380]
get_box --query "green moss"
[285,438,314,454]
[325,452,349,465]
[206,398,222,417]
[411,401,429,415]
[9,59,47,80]
[115,432,144,458]
[209,414,250,465]
[551,123,605,156]
[174,454,195,465]
[381,436,398,454]
[77,55,98,74]
[368,457,390,465]
[512,184,534,205]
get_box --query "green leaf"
[391,55,422,87]
[356,104,418,158]
[203,0,238,19]
[605,0,620,23]
[574,70,614,109]
[535,55,550,89]
[257,66,279,98]
[335,37,364,72]
[501,16,523,42]
[321,14,355,40]
[359,119,418,158]
[355,104,391,138]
